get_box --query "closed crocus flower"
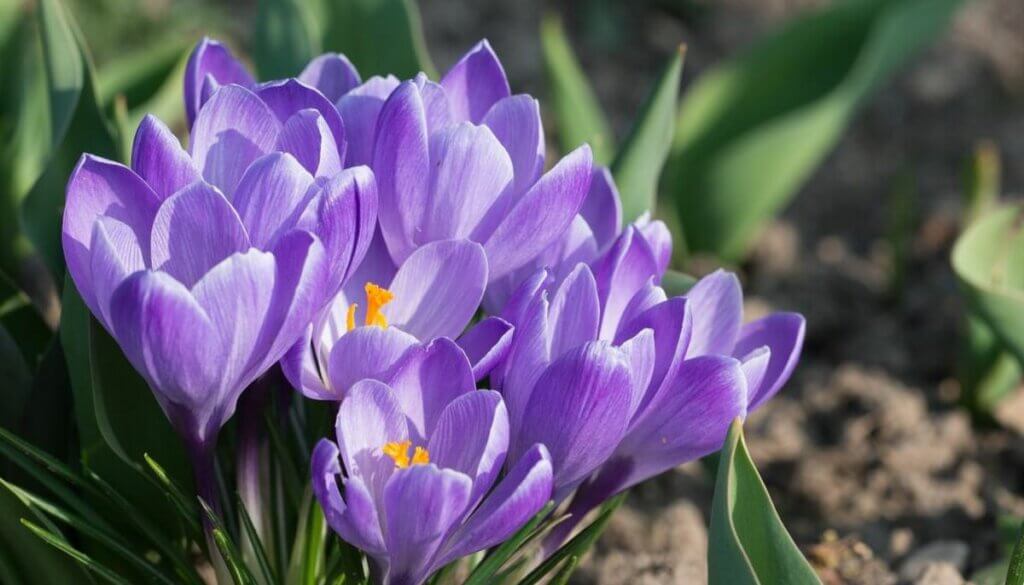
[311,339,552,585]
[62,81,376,503]
[371,40,594,283]
[282,235,514,400]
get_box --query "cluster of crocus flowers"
[63,36,805,585]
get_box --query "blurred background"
[18,0,1024,582]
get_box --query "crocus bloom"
[370,41,595,283]
[282,236,513,400]
[62,75,376,495]
[311,339,553,585]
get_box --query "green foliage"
[668,0,964,262]
[709,420,821,585]
[254,0,320,80]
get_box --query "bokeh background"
[41,0,1024,582]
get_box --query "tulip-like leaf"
[540,14,614,165]
[668,0,964,262]
[320,0,435,79]
[709,419,820,584]
[612,47,684,225]
[254,0,320,80]
[952,205,1024,371]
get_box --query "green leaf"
[661,269,697,297]
[611,46,684,225]
[319,0,435,79]
[254,0,319,80]
[287,491,327,585]
[540,14,613,164]
[96,33,193,108]
[20,518,129,585]
[0,321,32,430]
[463,501,555,585]
[709,419,820,585]
[0,485,89,584]
[1005,522,1024,585]
[668,0,964,261]
[237,494,278,585]
[952,205,1024,373]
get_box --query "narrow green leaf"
[237,494,278,585]
[611,46,684,224]
[661,269,697,297]
[669,0,964,261]
[1006,522,1024,585]
[540,14,613,164]
[709,419,820,584]
[200,499,257,585]
[254,0,319,80]
[143,453,201,534]
[287,490,327,585]
[463,500,555,585]
[21,519,131,585]
[0,487,89,584]
[549,554,580,585]
[96,33,192,107]
[320,0,435,78]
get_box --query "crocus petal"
[457,317,514,381]
[374,81,430,263]
[436,444,552,568]
[422,123,513,243]
[184,38,254,126]
[413,74,453,132]
[63,155,161,315]
[255,79,346,161]
[617,277,667,331]
[739,346,771,407]
[232,153,316,248]
[499,292,551,435]
[547,264,600,360]
[636,216,672,276]
[733,313,805,410]
[386,240,488,340]
[342,229,397,301]
[326,326,419,394]
[427,390,508,506]
[592,226,661,341]
[109,271,222,436]
[275,109,343,178]
[516,342,633,497]
[336,379,409,503]
[614,355,747,490]
[311,439,385,554]
[337,75,400,167]
[482,145,593,280]
[579,167,623,251]
[617,328,656,418]
[131,115,200,200]
[685,270,742,357]
[150,182,250,288]
[298,53,361,103]
[90,217,145,328]
[386,338,476,442]
[282,326,333,400]
[189,85,281,196]
[482,95,544,197]
[441,40,510,124]
[382,465,472,585]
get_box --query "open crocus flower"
[371,41,594,282]
[62,82,376,494]
[311,339,553,585]
[282,236,513,400]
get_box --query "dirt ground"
[419,0,1024,583]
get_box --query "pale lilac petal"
[373,81,430,263]
[500,292,551,435]
[685,270,743,357]
[299,53,361,103]
[617,278,667,331]
[427,390,508,505]
[413,74,453,132]
[131,115,200,200]
[63,155,161,315]
[636,216,672,276]
[337,75,400,167]
[89,217,145,328]
[457,317,514,381]
[255,79,346,158]
[386,338,476,442]
[311,439,385,554]
[739,346,771,407]
[733,313,805,410]
[184,38,254,126]
[275,109,343,178]
[441,40,510,124]
[386,240,487,340]
[326,326,419,393]
[342,229,397,300]
[436,444,552,567]
[482,95,544,197]
[382,465,472,585]
[580,167,622,250]
[547,264,600,360]
[282,326,333,400]
[482,145,593,280]
[422,123,512,242]
[618,328,656,418]
[189,85,281,196]
[592,226,661,341]
[336,380,409,503]
[232,153,316,248]
[516,342,633,496]
[150,182,250,287]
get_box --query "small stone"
[900,541,970,581]
[911,562,968,585]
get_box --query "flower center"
[382,440,430,469]
[347,282,394,332]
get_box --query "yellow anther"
[346,304,357,332]
[381,440,430,469]
[364,282,393,329]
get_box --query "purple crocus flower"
[62,77,376,503]
[282,234,513,400]
[311,339,553,585]
[369,41,595,283]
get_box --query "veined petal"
[482,95,544,198]
[580,167,623,251]
[326,326,419,394]
[618,328,656,419]
[499,291,551,435]
[255,79,346,161]
[311,439,385,554]
[685,270,743,357]
[635,216,671,276]
[386,338,476,442]
[457,317,514,381]
[441,40,510,124]
[282,325,333,400]
[386,240,488,340]
[131,115,200,200]
[427,390,509,506]
[90,217,145,329]
[413,74,453,133]
[733,312,805,410]
[184,38,254,126]
[299,53,361,103]
[232,153,316,248]
[337,75,400,167]
[547,264,600,360]
[336,380,409,504]
[592,226,661,341]
[275,109,343,178]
